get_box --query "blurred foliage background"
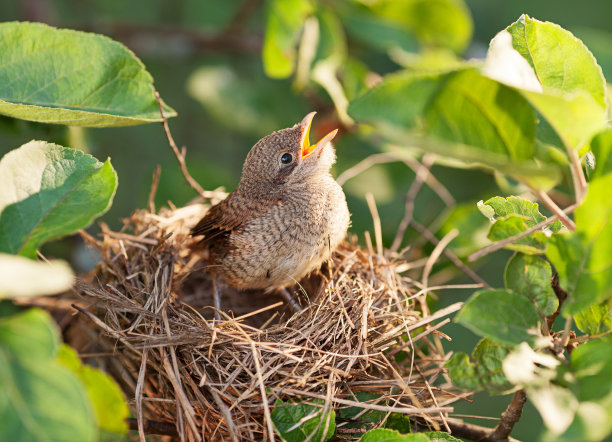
[1,1,611,439]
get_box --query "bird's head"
[238,112,339,194]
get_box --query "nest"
[66,192,460,441]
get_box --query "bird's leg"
[212,273,221,320]
[280,287,302,312]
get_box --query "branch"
[547,273,568,331]
[488,390,527,440]
[154,91,217,200]
[410,220,491,289]
[468,203,578,262]
[534,189,576,231]
[444,418,521,442]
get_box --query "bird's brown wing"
[191,196,244,248]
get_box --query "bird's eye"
[280,153,293,164]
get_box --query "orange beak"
[299,112,338,160]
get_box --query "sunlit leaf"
[0,254,73,299]
[0,308,96,442]
[262,0,313,78]
[455,289,541,345]
[0,21,175,127]
[505,253,558,315]
[574,303,611,335]
[590,128,612,180]
[548,174,612,315]
[361,429,429,442]
[58,345,129,434]
[446,338,513,394]
[0,141,117,257]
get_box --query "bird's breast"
[215,178,350,290]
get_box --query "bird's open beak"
[299,112,338,160]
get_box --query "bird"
[191,112,350,314]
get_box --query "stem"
[154,91,214,199]
[547,273,568,331]
[488,390,527,440]
[534,190,576,231]
[568,147,587,204]
[443,418,521,442]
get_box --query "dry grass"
[67,193,462,441]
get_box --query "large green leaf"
[348,68,560,188]
[0,141,117,257]
[506,15,607,108]
[446,338,513,394]
[58,345,128,434]
[590,129,612,180]
[455,289,541,345]
[505,253,558,316]
[548,174,612,315]
[0,254,73,299]
[372,0,473,54]
[262,0,314,78]
[484,16,608,150]
[0,21,175,127]
[0,308,96,442]
[271,398,335,442]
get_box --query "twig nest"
[71,198,454,441]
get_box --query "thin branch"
[488,390,527,440]
[154,91,208,198]
[390,154,434,254]
[444,418,520,442]
[547,273,568,331]
[534,189,576,231]
[365,192,383,256]
[568,147,587,204]
[223,0,262,35]
[147,165,161,213]
[468,203,578,262]
[411,220,491,289]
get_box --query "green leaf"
[0,253,73,299]
[361,429,430,442]
[372,0,473,54]
[339,4,418,55]
[426,432,462,442]
[505,253,558,316]
[262,0,313,78]
[560,339,612,441]
[0,308,59,363]
[0,22,175,127]
[522,89,608,151]
[446,338,513,395]
[348,70,443,128]
[0,141,118,257]
[547,174,612,315]
[482,196,561,254]
[506,15,607,109]
[425,69,535,161]
[488,215,547,254]
[348,69,560,189]
[574,303,611,335]
[455,289,541,345]
[590,128,612,180]
[58,345,129,434]
[336,392,385,430]
[0,308,96,442]
[271,398,335,442]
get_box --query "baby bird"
[192,112,350,311]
